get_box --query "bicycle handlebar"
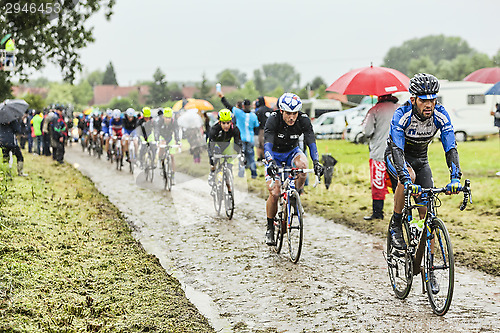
[404,179,472,211]
[268,168,319,189]
[213,154,241,159]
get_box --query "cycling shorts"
[265,146,304,181]
[124,128,134,135]
[384,151,433,193]
[111,128,123,138]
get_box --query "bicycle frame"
[407,179,472,280]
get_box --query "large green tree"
[102,61,118,85]
[0,0,115,99]
[261,63,300,92]
[147,67,169,105]
[216,69,247,87]
[382,35,474,75]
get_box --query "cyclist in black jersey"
[207,109,243,186]
[385,73,462,265]
[264,93,324,245]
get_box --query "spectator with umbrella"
[0,99,29,176]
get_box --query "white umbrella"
[177,108,203,129]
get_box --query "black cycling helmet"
[409,73,440,99]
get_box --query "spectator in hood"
[255,96,273,161]
[218,91,259,178]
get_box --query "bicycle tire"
[95,139,102,159]
[213,170,222,214]
[145,149,154,182]
[128,143,134,173]
[287,190,303,263]
[224,168,234,219]
[424,217,454,316]
[386,214,413,299]
[274,203,285,254]
[87,138,92,156]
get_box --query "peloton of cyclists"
[207,109,243,193]
[385,73,463,294]
[123,108,138,163]
[264,93,324,246]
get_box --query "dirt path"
[66,146,499,333]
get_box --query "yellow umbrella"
[83,108,93,115]
[172,98,214,111]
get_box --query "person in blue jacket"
[218,91,260,178]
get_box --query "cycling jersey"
[154,117,179,143]
[207,122,242,162]
[101,118,110,136]
[264,111,319,162]
[385,100,461,185]
[221,97,259,143]
[123,116,137,135]
[109,117,123,137]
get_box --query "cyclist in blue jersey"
[101,109,112,160]
[264,93,324,245]
[385,73,462,294]
[123,108,137,162]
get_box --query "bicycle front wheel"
[386,215,413,299]
[145,150,154,182]
[213,171,222,215]
[223,168,234,219]
[425,218,454,316]
[273,210,285,254]
[287,190,303,263]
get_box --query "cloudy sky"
[35,0,499,86]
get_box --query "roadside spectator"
[51,106,67,164]
[491,103,500,135]
[362,94,400,220]
[18,111,29,150]
[0,118,27,176]
[255,96,273,161]
[42,109,52,156]
[31,109,43,154]
[218,91,259,178]
[4,38,15,67]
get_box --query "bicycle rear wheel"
[128,142,134,173]
[287,191,303,263]
[424,218,454,316]
[386,215,413,299]
[224,168,234,219]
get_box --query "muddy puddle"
[66,146,499,332]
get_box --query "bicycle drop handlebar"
[269,167,320,189]
[404,179,472,211]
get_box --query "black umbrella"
[0,99,29,124]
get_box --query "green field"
[0,156,215,332]
[176,136,500,276]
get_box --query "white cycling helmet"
[106,109,113,117]
[125,108,136,117]
[278,92,302,112]
[112,109,121,119]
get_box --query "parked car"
[313,105,370,139]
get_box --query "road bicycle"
[269,165,319,264]
[109,135,123,171]
[385,179,472,316]
[159,143,180,191]
[211,154,240,219]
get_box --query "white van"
[437,81,497,141]
[301,99,342,120]
[313,105,370,139]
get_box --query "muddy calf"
[321,154,337,190]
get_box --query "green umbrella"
[1,34,12,45]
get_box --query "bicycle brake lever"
[313,175,320,188]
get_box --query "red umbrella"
[326,65,410,96]
[463,67,500,84]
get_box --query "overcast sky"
[34,0,500,87]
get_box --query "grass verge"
[0,153,215,332]
[176,136,500,276]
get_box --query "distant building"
[92,85,150,105]
[12,86,49,99]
